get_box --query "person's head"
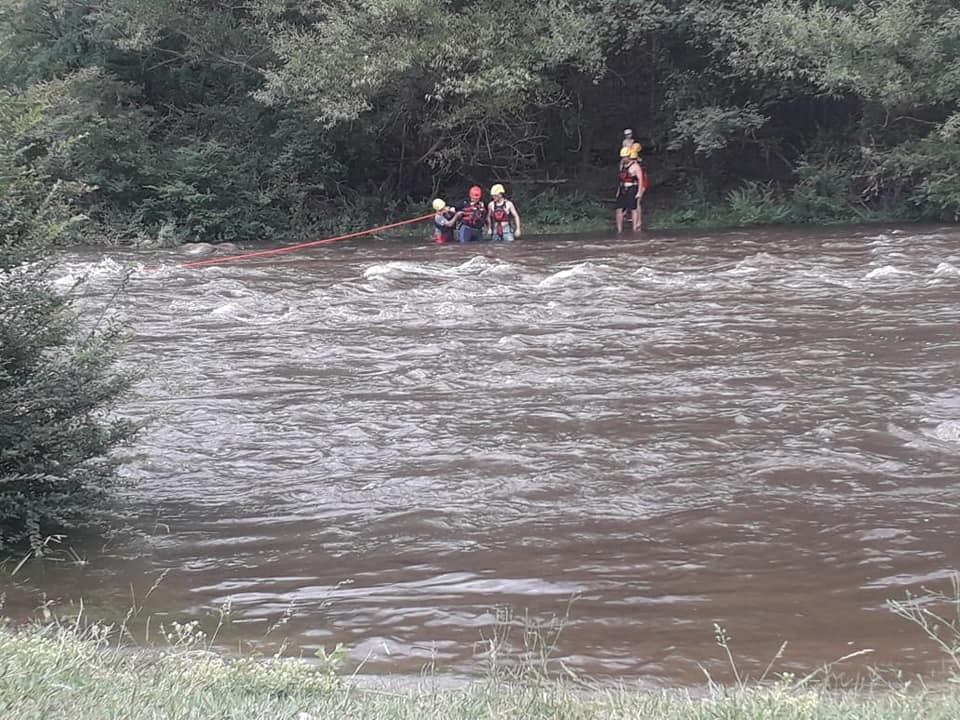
[469,185,483,201]
[623,128,633,139]
[619,146,632,161]
[490,183,505,198]
[432,198,446,212]
[629,141,642,160]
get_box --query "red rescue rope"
[176,212,436,269]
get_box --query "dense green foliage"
[1,76,137,554]
[0,0,958,242]
[0,264,137,553]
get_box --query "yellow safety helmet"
[490,183,505,196]
[619,147,631,158]
[629,141,642,159]
[431,198,446,212]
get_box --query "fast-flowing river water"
[5,225,960,686]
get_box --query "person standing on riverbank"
[487,184,521,242]
[456,186,487,243]
[622,128,642,160]
[616,147,644,234]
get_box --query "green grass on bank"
[2,619,960,720]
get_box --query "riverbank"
[2,621,959,720]
[381,186,913,243]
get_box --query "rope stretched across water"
[178,212,436,269]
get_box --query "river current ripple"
[6,225,960,685]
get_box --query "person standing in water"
[486,183,521,242]
[431,198,459,244]
[615,146,644,234]
[456,185,487,243]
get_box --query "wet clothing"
[458,224,484,243]
[457,199,487,228]
[456,199,487,243]
[615,184,639,211]
[489,199,516,242]
[433,210,456,243]
[619,167,638,187]
[617,160,643,210]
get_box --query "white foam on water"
[934,262,959,277]
[864,265,911,280]
[210,303,242,316]
[52,257,136,289]
[930,420,960,444]
[538,261,607,287]
[362,260,450,281]
[454,255,499,275]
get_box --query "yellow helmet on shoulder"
[619,147,631,158]
[431,198,446,212]
[490,183,505,196]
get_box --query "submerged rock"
[178,242,217,256]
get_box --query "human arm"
[508,201,521,237]
[631,163,645,199]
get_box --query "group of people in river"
[431,183,522,244]
[430,128,647,243]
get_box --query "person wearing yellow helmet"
[486,183,521,242]
[622,128,642,159]
[431,198,459,244]
[616,146,645,234]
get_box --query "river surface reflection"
[5,225,960,686]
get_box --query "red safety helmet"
[469,185,483,200]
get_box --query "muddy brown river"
[4,225,960,686]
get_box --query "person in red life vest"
[615,146,645,234]
[456,185,487,243]
[486,183,521,242]
[431,198,459,244]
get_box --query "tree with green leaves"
[0,85,138,555]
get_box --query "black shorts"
[616,185,638,210]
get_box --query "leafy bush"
[727,180,795,225]
[0,87,138,555]
[521,189,608,232]
[0,265,138,554]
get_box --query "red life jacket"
[619,163,638,187]
[461,200,486,228]
[491,200,511,224]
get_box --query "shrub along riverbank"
[2,618,960,720]
[2,1,957,250]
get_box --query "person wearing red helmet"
[456,185,487,243]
